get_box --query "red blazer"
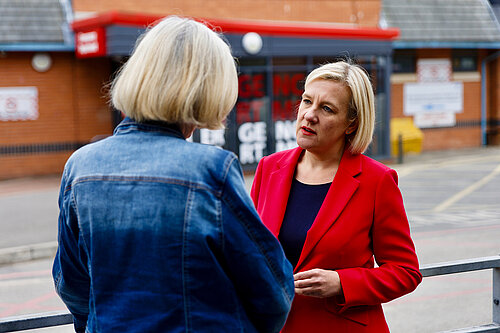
[251,147,422,332]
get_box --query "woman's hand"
[294,269,343,298]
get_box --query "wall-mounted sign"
[0,87,38,121]
[403,81,463,115]
[411,59,457,128]
[413,111,456,128]
[76,27,107,58]
[417,59,452,82]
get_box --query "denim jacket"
[53,118,294,333]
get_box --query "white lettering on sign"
[0,87,38,121]
[79,31,98,43]
[76,30,103,57]
[200,128,225,147]
[275,120,297,152]
[238,122,267,164]
[79,42,99,55]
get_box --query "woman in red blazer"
[251,61,422,332]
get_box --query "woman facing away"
[52,16,294,333]
[251,61,422,332]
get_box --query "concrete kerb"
[0,241,57,266]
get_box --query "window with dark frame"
[452,50,478,72]
[392,50,416,73]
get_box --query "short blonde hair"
[111,16,238,129]
[305,61,375,154]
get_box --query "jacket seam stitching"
[70,175,221,196]
[182,188,194,332]
[71,189,96,330]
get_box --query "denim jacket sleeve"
[220,156,294,333]
[52,169,90,333]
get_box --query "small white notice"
[0,87,39,121]
[417,59,452,82]
[414,112,456,128]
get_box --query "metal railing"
[0,310,72,332]
[0,255,499,332]
[419,256,500,332]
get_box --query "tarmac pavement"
[1,145,500,332]
[1,145,499,265]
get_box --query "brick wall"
[420,127,481,151]
[73,0,380,27]
[389,49,490,152]
[0,52,112,179]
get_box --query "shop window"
[235,71,269,166]
[272,57,307,66]
[312,56,349,66]
[272,71,305,152]
[452,51,478,72]
[237,57,267,67]
[392,50,416,73]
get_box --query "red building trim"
[72,11,399,40]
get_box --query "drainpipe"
[480,50,500,146]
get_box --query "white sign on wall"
[403,82,463,115]
[417,59,452,82]
[414,112,456,128]
[0,87,39,121]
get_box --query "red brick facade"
[1,0,498,179]
[73,0,381,27]
[390,48,499,151]
[0,52,112,179]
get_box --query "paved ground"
[1,145,499,332]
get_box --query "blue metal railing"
[1,255,499,332]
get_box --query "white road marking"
[433,164,500,212]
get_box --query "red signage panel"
[75,27,107,58]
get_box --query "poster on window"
[199,128,226,147]
[0,87,39,121]
[272,72,304,152]
[235,72,269,165]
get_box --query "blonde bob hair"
[305,61,375,154]
[111,16,238,129]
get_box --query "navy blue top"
[278,179,332,268]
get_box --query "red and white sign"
[0,87,38,121]
[414,111,456,128]
[417,59,452,82]
[411,59,460,128]
[76,27,107,58]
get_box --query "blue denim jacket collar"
[114,117,186,140]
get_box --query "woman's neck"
[295,147,344,185]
